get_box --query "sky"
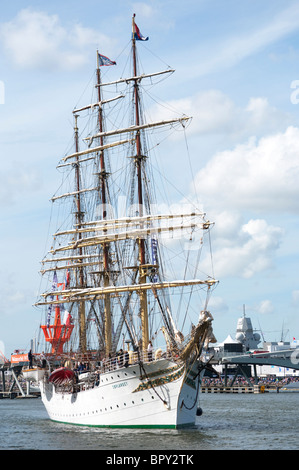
[1,0,299,357]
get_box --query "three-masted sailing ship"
[24,15,218,428]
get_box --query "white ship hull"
[39,359,202,429]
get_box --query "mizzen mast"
[74,114,87,353]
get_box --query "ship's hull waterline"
[39,358,202,429]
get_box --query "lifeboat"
[49,367,75,385]
[22,367,46,382]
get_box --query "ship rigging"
[26,15,217,429]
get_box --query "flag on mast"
[133,14,149,41]
[98,53,116,66]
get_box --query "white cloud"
[207,296,229,314]
[205,217,283,279]
[131,2,174,31]
[256,299,274,315]
[193,126,299,214]
[150,90,292,141]
[153,94,293,280]
[241,219,283,277]
[0,9,113,70]
[132,2,156,18]
[292,290,299,306]
[0,271,30,314]
[177,104,298,281]
[0,161,41,206]
[6,291,27,305]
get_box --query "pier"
[221,348,299,370]
[201,347,299,393]
[219,349,299,387]
[0,363,40,399]
[201,384,282,393]
[202,313,299,393]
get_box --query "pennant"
[98,53,116,66]
[64,268,70,289]
[151,238,158,282]
[57,269,70,311]
[52,271,58,290]
[133,21,149,41]
[62,310,72,326]
[46,271,58,327]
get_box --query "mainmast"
[132,14,149,354]
[96,51,112,357]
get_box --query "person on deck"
[117,349,124,367]
[147,341,153,361]
[28,349,33,368]
[124,350,129,367]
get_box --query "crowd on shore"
[202,375,299,388]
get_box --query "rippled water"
[0,392,298,450]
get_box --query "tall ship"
[25,15,218,428]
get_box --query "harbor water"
[0,392,298,451]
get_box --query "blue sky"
[1,0,299,356]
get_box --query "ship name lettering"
[112,381,128,389]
